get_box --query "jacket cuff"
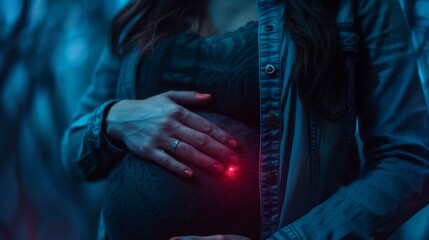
[78,100,125,180]
[86,100,124,151]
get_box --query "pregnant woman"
[103,20,261,237]
[62,0,429,239]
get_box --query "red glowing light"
[225,165,238,177]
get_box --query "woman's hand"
[170,235,250,240]
[105,91,239,177]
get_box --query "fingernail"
[212,162,224,173]
[229,154,239,165]
[184,169,193,177]
[199,93,211,97]
[228,139,238,148]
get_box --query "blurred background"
[0,0,428,239]
[0,0,128,239]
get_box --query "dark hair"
[111,0,348,107]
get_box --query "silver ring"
[172,139,181,154]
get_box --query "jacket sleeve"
[269,1,429,239]
[61,46,126,181]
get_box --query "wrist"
[104,100,125,147]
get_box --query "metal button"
[265,64,276,75]
[264,23,274,31]
[266,114,279,126]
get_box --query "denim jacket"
[61,0,429,239]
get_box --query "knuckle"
[158,116,170,127]
[195,134,208,147]
[212,127,227,142]
[219,133,228,143]
[207,159,217,169]
[180,110,189,120]
[167,106,187,119]
[167,106,181,116]
[159,156,172,169]
[221,147,230,160]
[201,121,212,133]
[138,145,150,155]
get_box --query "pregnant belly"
[103,112,260,240]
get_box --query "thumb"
[164,91,212,105]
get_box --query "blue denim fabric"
[61,47,126,181]
[268,0,429,239]
[61,0,429,239]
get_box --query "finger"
[165,137,225,174]
[146,149,193,178]
[163,91,212,105]
[174,126,239,165]
[176,109,239,149]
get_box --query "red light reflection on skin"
[225,165,238,178]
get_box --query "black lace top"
[103,21,261,240]
[137,21,260,129]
